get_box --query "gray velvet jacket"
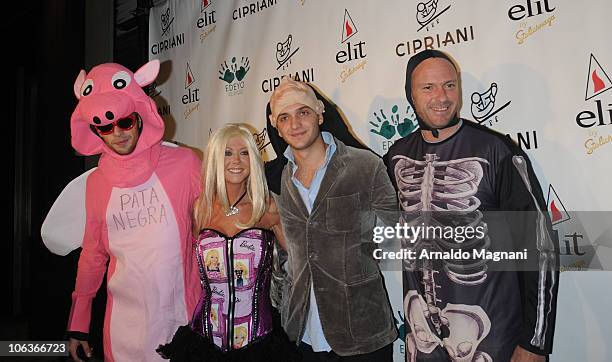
[276,138,398,356]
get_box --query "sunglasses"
[94,113,138,135]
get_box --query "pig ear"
[134,59,160,87]
[73,70,86,99]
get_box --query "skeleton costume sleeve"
[496,144,559,356]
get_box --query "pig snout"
[78,92,135,126]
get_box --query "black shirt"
[384,120,558,361]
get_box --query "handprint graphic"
[218,60,235,84]
[370,104,417,140]
[235,57,250,81]
[218,57,250,84]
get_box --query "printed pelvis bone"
[405,291,492,362]
[393,154,491,285]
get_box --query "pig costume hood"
[71,60,163,156]
[71,60,165,186]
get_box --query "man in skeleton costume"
[384,50,558,361]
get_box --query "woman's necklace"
[225,189,247,216]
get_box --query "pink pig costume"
[64,60,201,361]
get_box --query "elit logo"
[584,129,612,156]
[396,1,475,57]
[508,0,555,20]
[184,63,196,92]
[546,184,587,259]
[182,63,200,119]
[276,34,299,70]
[416,0,451,32]
[576,54,612,129]
[508,0,556,45]
[341,9,358,43]
[337,9,365,64]
[546,184,570,226]
[219,57,251,96]
[369,103,418,155]
[470,83,511,126]
[336,9,367,83]
[585,54,612,101]
[197,0,216,43]
[261,35,315,93]
[151,6,185,55]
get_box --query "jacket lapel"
[282,165,309,218]
[310,140,346,216]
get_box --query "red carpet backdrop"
[148,1,612,360]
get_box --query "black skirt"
[156,325,301,362]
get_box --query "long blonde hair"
[194,123,269,231]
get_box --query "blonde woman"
[158,124,298,361]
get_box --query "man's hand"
[511,345,546,362]
[68,338,92,362]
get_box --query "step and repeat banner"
[149,1,612,360]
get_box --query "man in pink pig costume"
[60,60,201,361]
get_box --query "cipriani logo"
[395,1,474,57]
[276,34,299,71]
[254,128,270,151]
[470,83,511,126]
[261,34,315,93]
[150,82,170,117]
[160,7,174,37]
[416,0,451,32]
[576,54,612,129]
[151,6,185,55]
[148,82,162,98]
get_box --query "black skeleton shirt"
[384,120,558,362]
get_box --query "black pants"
[299,342,394,362]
